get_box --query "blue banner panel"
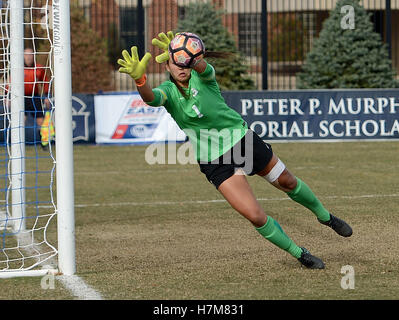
[72,94,95,144]
[222,89,399,141]
[0,94,95,146]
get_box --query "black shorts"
[198,129,273,189]
[25,97,45,118]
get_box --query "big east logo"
[112,97,164,139]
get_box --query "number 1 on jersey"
[192,105,203,118]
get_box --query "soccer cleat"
[318,214,353,237]
[298,247,325,269]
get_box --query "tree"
[176,1,255,90]
[297,0,399,89]
[36,3,114,93]
[68,5,114,93]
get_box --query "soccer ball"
[168,32,205,68]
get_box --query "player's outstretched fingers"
[130,46,139,61]
[141,52,152,67]
[121,49,133,63]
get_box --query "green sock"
[287,177,331,222]
[256,216,302,259]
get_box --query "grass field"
[1,140,399,300]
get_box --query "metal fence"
[77,0,399,91]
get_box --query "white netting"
[0,0,57,272]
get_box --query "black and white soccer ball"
[168,32,205,68]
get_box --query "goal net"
[0,0,75,277]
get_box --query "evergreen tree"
[297,0,399,89]
[176,1,255,90]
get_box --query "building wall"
[146,0,179,74]
[89,0,120,40]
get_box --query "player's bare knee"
[247,207,267,228]
[277,170,297,191]
[251,216,267,228]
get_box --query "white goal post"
[0,0,75,278]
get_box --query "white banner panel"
[94,93,186,144]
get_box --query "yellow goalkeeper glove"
[151,31,176,63]
[117,46,152,80]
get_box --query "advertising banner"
[94,93,186,144]
[222,89,399,141]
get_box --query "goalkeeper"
[117,32,353,269]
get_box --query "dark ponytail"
[204,51,234,59]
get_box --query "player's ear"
[165,59,171,72]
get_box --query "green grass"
[1,141,399,300]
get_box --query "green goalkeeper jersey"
[147,62,248,162]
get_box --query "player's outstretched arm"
[191,58,207,74]
[117,46,154,103]
[135,78,155,103]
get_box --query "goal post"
[10,0,26,233]
[53,0,76,276]
[0,0,75,278]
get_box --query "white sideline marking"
[35,193,399,209]
[57,275,103,300]
[73,165,340,176]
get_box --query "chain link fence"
[77,0,398,91]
